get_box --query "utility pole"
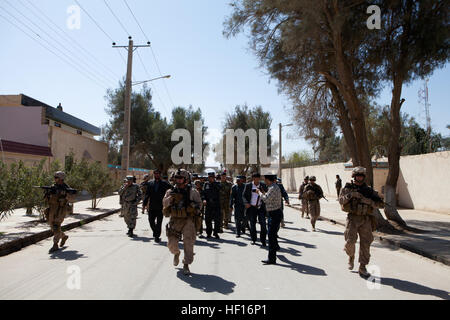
[278,123,293,179]
[418,78,432,153]
[113,37,150,177]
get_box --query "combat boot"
[49,243,59,253]
[173,252,180,266]
[60,235,69,248]
[183,264,191,275]
[348,256,354,270]
[359,264,371,279]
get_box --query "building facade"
[0,94,107,168]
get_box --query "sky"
[1,0,449,167]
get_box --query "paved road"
[0,206,449,300]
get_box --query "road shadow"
[278,236,317,249]
[316,229,344,236]
[131,236,151,243]
[49,248,86,261]
[380,277,449,300]
[176,269,236,295]
[194,239,220,249]
[281,226,309,232]
[276,255,327,276]
[278,246,302,257]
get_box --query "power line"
[73,0,114,42]
[0,12,107,89]
[122,0,176,110]
[72,0,128,80]
[136,50,169,115]
[21,0,121,82]
[2,1,115,87]
[103,0,130,37]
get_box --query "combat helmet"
[174,168,190,182]
[352,166,367,177]
[54,171,66,179]
[309,176,316,181]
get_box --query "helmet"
[309,176,316,181]
[304,176,309,181]
[126,175,134,181]
[174,168,190,181]
[54,171,65,179]
[352,166,367,177]
[207,171,215,177]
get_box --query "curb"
[0,208,120,258]
[286,204,450,267]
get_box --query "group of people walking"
[42,165,385,280]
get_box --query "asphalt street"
[0,205,448,300]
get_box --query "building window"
[54,122,61,128]
[77,130,82,135]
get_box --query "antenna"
[418,78,432,153]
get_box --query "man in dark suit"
[230,175,246,238]
[143,169,171,242]
[242,172,268,246]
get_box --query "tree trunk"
[26,207,33,216]
[384,76,407,226]
[328,81,359,163]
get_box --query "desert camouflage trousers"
[308,200,320,226]
[123,202,138,229]
[344,214,374,266]
[166,217,196,265]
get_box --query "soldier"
[143,169,171,243]
[230,175,246,238]
[298,176,309,218]
[118,175,142,237]
[119,178,127,217]
[202,171,222,239]
[277,178,290,228]
[43,171,77,253]
[162,169,202,275]
[193,179,206,238]
[243,173,268,246]
[339,167,384,278]
[257,174,282,264]
[140,174,151,214]
[304,176,323,232]
[219,172,233,231]
[336,175,342,200]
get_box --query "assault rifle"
[33,185,77,195]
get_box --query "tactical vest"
[341,198,374,216]
[163,188,196,218]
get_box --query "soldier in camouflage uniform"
[219,172,232,230]
[118,175,142,237]
[119,178,127,217]
[304,176,323,232]
[298,176,309,218]
[140,174,150,214]
[44,171,77,253]
[163,169,202,275]
[339,167,384,278]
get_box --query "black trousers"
[148,209,163,238]
[247,206,267,244]
[234,205,245,236]
[268,209,282,262]
[205,206,220,236]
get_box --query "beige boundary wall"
[282,151,450,214]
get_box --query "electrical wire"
[103,0,130,37]
[122,0,176,110]
[0,12,107,89]
[2,1,114,87]
[22,0,121,82]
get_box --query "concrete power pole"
[113,37,150,177]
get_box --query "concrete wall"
[1,152,51,169]
[0,107,49,146]
[50,126,108,167]
[396,152,450,213]
[282,151,450,213]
